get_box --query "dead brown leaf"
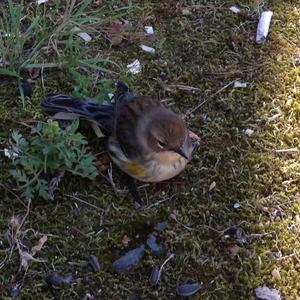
[28,67,41,80]
[105,21,125,46]
[271,268,281,280]
[122,234,130,248]
[19,251,47,271]
[31,235,48,256]
[228,244,241,257]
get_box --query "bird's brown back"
[114,96,165,159]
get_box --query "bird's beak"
[176,147,191,161]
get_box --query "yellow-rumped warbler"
[42,82,199,203]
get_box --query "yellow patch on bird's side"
[123,161,146,177]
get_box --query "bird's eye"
[158,140,166,149]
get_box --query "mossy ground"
[1,0,300,299]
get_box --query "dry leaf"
[20,251,47,271]
[28,67,41,80]
[271,268,281,280]
[93,0,104,4]
[106,21,124,46]
[122,234,130,248]
[229,245,241,257]
[48,171,65,201]
[31,235,47,256]
[10,215,22,230]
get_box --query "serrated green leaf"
[10,119,98,201]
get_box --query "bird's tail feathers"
[42,94,114,133]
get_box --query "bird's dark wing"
[42,94,114,135]
[114,96,161,159]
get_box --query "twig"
[197,221,247,234]
[65,194,104,212]
[0,200,31,270]
[0,183,26,208]
[170,213,193,231]
[159,253,175,272]
[41,65,45,89]
[275,252,300,263]
[275,148,299,154]
[17,200,31,236]
[186,80,235,116]
[143,194,175,211]
[107,164,128,194]
[166,84,200,92]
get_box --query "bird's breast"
[108,137,189,182]
[145,151,188,182]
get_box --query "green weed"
[9,120,98,201]
[0,0,124,104]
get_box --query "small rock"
[245,128,254,136]
[235,227,247,244]
[254,285,281,300]
[144,26,154,35]
[229,6,241,14]
[233,203,240,209]
[269,251,282,260]
[140,44,155,53]
[224,226,247,244]
[209,181,216,191]
[182,8,191,15]
[293,57,300,67]
[73,26,92,43]
[272,209,282,220]
[233,80,248,88]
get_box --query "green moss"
[2,0,300,299]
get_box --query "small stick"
[65,194,104,212]
[159,253,175,272]
[186,80,235,116]
[143,194,175,211]
[275,148,299,154]
[169,213,193,231]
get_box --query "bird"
[42,82,199,204]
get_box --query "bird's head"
[143,110,191,160]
